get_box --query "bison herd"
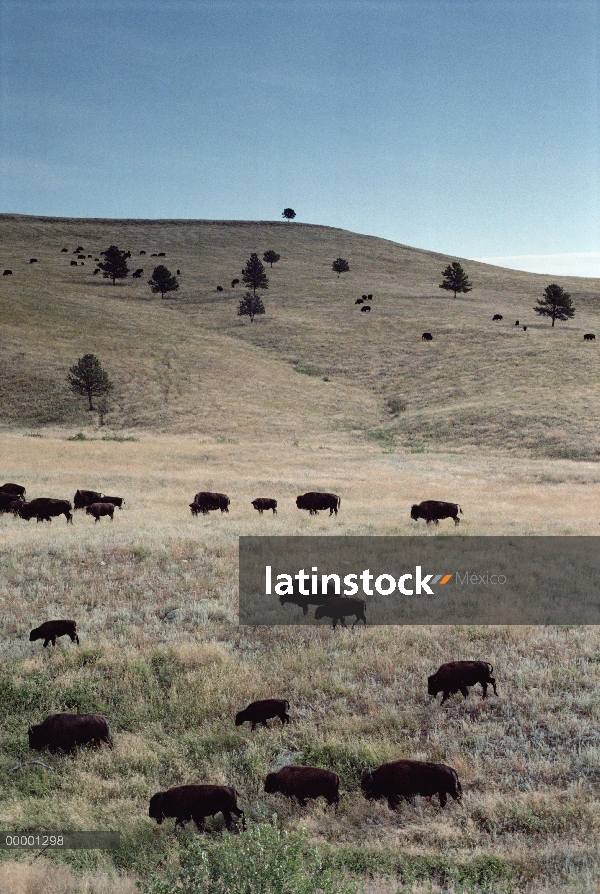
[24,665,496,832]
[0,484,124,524]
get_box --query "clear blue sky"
[1,0,598,274]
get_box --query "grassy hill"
[1,214,598,457]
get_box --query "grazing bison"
[0,492,24,513]
[235,698,290,729]
[492,314,503,321]
[422,332,433,340]
[1,482,26,497]
[86,502,114,522]
[28,713,112,753]
[584,333,596,340]
[190,492,230,515]
[29,258,38,263]
[251,498,277,515]
[132,268,143,278]
[296,492,340,516]
[216,285,223,292]
[315,596,367,629]
[361,305,371,312]
[30,620,79,648]
[411,500,462,526]
[361,759,462,809]
[279,584,331,616]
[428,661,498,704]
[18,498,73,523]
[264,766,340,806]
[355,298,364,304]
[70,260,78,266]
[74,489,103,510]
[149,785,243,831]
[3,269,13,275]
[61,248,68,252]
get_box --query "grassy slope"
[1,214,598,456]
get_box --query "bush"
[141,822,362,894]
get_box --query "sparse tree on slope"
[282,208,296,222]
[242,253,269,297]
[67,354,113,411]
[263,250,280,268]
[238,291,265,323]
[148,265,179,299]
[332,258,350,278]
[439,261,472,298]
[98,245,130,285]
[534,284,575,328]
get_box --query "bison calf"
[149,784,243,832]
[28,713,112,753]
[314,596,366,629]
[428,661,498,704]
[235,698,290,730]
[86,502,114,522]
[264,766,340,806]
[361,759,462,809]
[30,620,79,648]
[251,497,277,515]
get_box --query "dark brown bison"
[74,489,103,510]
[279,588,331,616]
[251,498,277,515]
[235,699,290,730]
[314,596,367,629]
[190,492,230,515]
[361,759,462,809]
[149,785,243,831]
[98,495,124,509]
[355,298,364,304]
[296,492,340,516]
[361,305,371,312]
[428,661,498,704]
[422,332,433,340]
[264,766,340,806]
[18,498,73,523]
[3,269,13,275]
[492,314,503,321]
[28,713,112,753]
[30,620,79,647]
[410,500,462,525]
[584,333,596,340]
[86,502,114,522]
[1,482,26,497]
[0,492,24,513]
[515,320,520,326]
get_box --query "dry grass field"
[1,215,599,893]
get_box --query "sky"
[0,0,598,276]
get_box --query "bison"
[30,620,79,648]
[235,698,290,729]
[1,483,26,497]
[515,320,520,326]
[314,596,366,629]
[355,298,364,304]
[98,495,124,509]
[3,269,13,275]
[264,766,340,806]
[73,489,103,510]
[28,713,112,753]
[428,661,498,704]
[190,492,230,515]
[422,332,433,340]
[492,314,503,321]
[361,759,462,809]
[361,305,371,312]
[86,502,114,522]
[584,333,596,340]
[279,588,331,616]
[410,500,462,526]
[296,492,340,516]
[0,492,24,513]
[149,785,243,831]
[18,498,73,523]
[29,258,38,263]
[251,498,277,515]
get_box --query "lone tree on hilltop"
[263,250,280,268]
[98,245,130,285]
[148,265,179,299]
[67,354,113,412]
[439,261,472,298]
[282,208,296,222]
[332,257,350,278]
[238,291,265,323]
[534,283,575,327]
[242,253,269,297]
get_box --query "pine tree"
[534,284,575,327]
[67,354,113,411]
[148,265,179,299]
[237,291,265,323]
[282,208,296,222]
[439,262,472,298]
[332,258,350,278]
[242,253,269,297]
[263,250,280,268]
[98,245,130,285]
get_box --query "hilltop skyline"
[0,0,598,276]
